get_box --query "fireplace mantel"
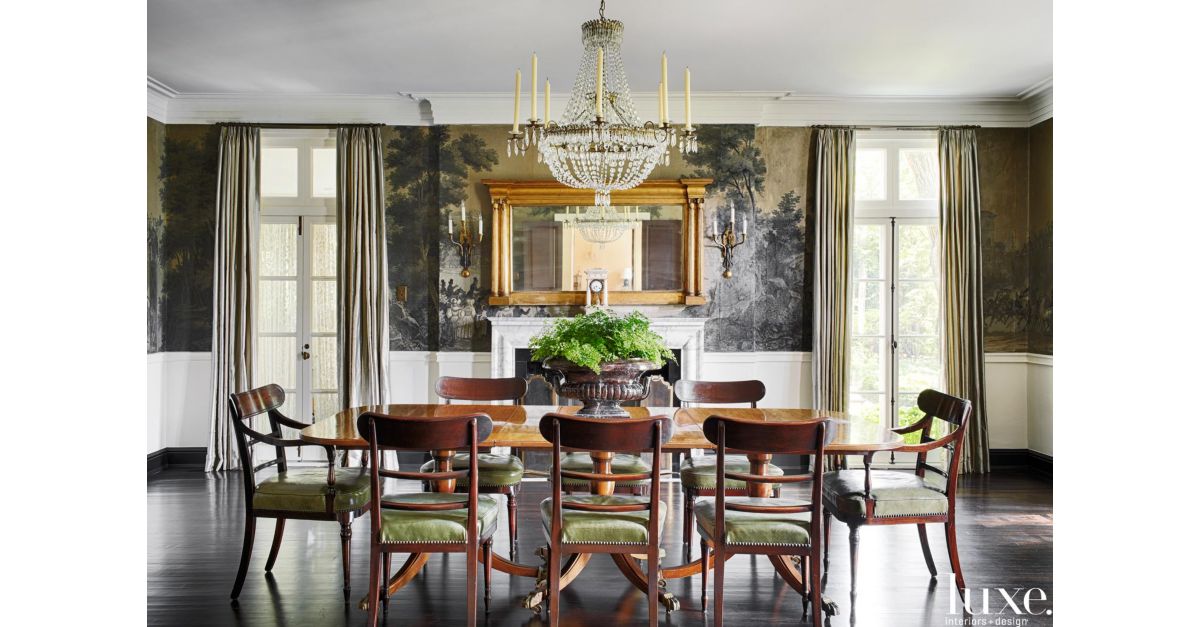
[487,316,708,381]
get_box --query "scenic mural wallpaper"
[147,119,1051,356]
[148,123,220,353]
[977,123,1054,354]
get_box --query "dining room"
[11,0,1193,625]
[140,1,1052,625]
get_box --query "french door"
[849,217,944,441]
[256,215,339,460]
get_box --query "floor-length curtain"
[938,128,990,474]
[337,126,391,414]
[812,127,855,412]
[206,125,260,472]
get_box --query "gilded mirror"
[483,179,711,306]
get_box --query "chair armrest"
[272,414,313,431]
[252,432,311,449]
[891,415,933,436]
[893,429,960,454]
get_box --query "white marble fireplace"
[487,316,709,379]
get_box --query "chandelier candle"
[595,47,604,119]
[531,53,538,122]
[685,67,692,129]
[544,79,550,123]
[661,52,668,121]
[512,69,521,133]
[659,81,665,124]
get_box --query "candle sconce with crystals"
[707,201,748,279]
[505,0,699,206]
[448,201,484,277]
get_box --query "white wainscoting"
[147,350,1052,456]
[984,353,1031,450]
[146,352,213,454]
[1026,354,1054,456]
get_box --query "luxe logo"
[947,587,1052,624]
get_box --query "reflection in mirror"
[510,205,683,292]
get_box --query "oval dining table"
[301,404,902,614]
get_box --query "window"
[256,130,338,460]
[850,133,943,443]
[261,130,337,215]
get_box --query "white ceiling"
[147,0,1051,98]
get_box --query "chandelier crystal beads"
[507,1,697,207]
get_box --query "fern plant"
[529,310,676,374]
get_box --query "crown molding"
[419,90,1050,127]
[759,94,1035,127]
[147,77,176,123]
[148,77,427,125]
[148,77,1052,127]
[1020,77,1053,126]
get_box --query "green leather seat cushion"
[680,455,784,490]
[253,467,372,513]
[694,498,812,546]
[823,470,948,518]
[540,495,666,544]
[419,452,525,487]
[560,452,650,487]
[379,493,499,544]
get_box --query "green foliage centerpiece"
[530,310,675,418]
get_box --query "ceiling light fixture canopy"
[507,0,698,207]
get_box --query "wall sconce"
[449,201,483,277]
[706,201,748,278]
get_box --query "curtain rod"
[812,124,981,131]
[217,122,386,128]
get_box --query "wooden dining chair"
[822,389,973,610]
[420,376,527,556]
[358,411,498,626]
[539,412,673,627]
[695,415,829,627]
[226,384,371,602]
[674,380,783,558]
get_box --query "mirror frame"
[483,178,712,306]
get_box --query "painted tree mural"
[159,125,220,351]
[383,126,498,351]
[755,190,809,350]
[685,124,766,211]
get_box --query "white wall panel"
[983,354,1030,450]
[1027,356,1053,455]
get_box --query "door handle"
[301,343,310,360]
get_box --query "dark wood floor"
[148,467,1052,626]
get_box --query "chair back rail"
[674,379,766,407]
[435,376,527,404]
[703,415,829,539]
[356,412,493,539]
[356,413,495,452]
[701,418,830,454]
[540,413,673,543]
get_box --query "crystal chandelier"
[507,0,698,207]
